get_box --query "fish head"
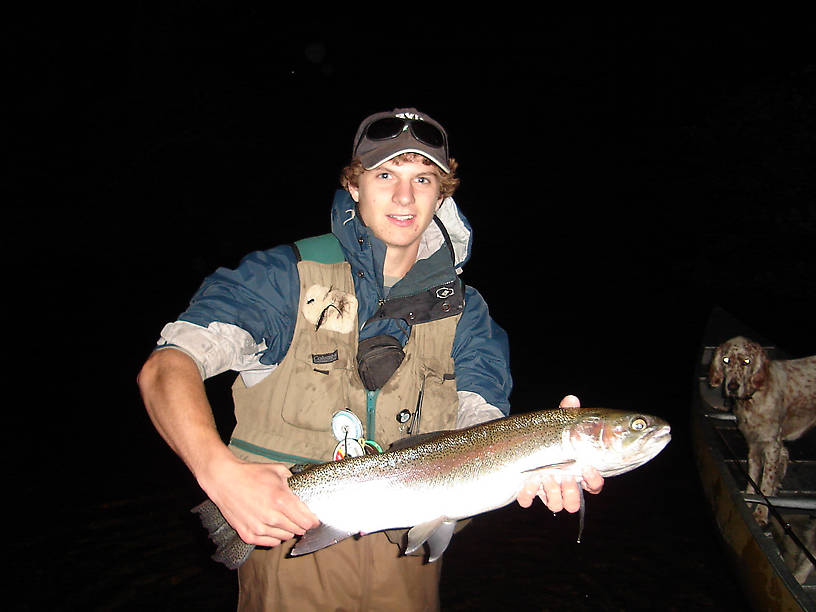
[568,409,671,477]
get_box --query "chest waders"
[228,233,461,467]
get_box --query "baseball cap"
[352,108,450,173]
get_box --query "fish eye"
[631,417,647,431]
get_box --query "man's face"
[348,159,443,256]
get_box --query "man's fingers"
[268,491,320,533]
[288,497,322,531]
[242,528,292,547]
[581,467,604,494]
[559,394,581,408]
[240,508,315,547]
[213,462,322,548]
[519,463,602,513]
[257,525,298,544]
[263,511,308,537]
[560,479,582,513]
[262,464,321,531]
[516,479,540,508]
[539,474,563,513]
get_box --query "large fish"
[193,407,671,569]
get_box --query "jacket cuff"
[157,320,267,380]
[455,391,505,429]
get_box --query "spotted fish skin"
[193,407,671,569]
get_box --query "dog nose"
[727,380,739,393]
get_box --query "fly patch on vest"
[301,284,358,334]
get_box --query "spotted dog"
[708,336,816,525]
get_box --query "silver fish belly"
[193,407,671,569]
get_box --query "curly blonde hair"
[340,153,460,198]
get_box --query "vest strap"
[292,233,345,264]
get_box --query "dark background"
[9,8,815,610]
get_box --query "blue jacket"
[169,190,512,414]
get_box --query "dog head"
[709,336,770,400]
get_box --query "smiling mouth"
[387,215,416,227]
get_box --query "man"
[138,107,603,610]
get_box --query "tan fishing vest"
[228,240,460,466]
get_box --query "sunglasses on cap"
[355,117,448,158]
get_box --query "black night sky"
[10,9,816,610]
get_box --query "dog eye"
[743,358,751,365]
[722,357,730,364]
[631,417,647,431]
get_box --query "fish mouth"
[645,425,672,447]
[604,426,671,477]
[640,427,672,459]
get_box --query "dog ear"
[749,351,769,390]
[709,346,724,387]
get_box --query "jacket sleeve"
[158,245,300,378]
[451,285,513,416]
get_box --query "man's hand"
[516,394,605,513]
[203,457,321,548]
[138,348,321,548]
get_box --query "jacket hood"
[329,189,473,274]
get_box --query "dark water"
[12,380,751,611]
[16,445,744,612]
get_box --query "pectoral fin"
[405,517,458,562]
[290,524,356,557]
[521,459,577,474]
[577,485,586,543]
[516,461,588,543]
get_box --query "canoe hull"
[692,308,815,611]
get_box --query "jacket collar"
[329,189,473,279]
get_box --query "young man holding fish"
[138,107,604,610]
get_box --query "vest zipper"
[366,389,380,442]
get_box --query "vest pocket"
[356,335,405,391]
[280,352,348,432]
[415,371,458,432]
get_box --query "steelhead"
[193,407,671,569]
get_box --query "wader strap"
[229,437,322,466]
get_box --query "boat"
[692,307,815,611]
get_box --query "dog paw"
[752,505,770,527]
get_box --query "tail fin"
[191,499,255,569]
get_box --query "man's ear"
[348,184,360,203]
